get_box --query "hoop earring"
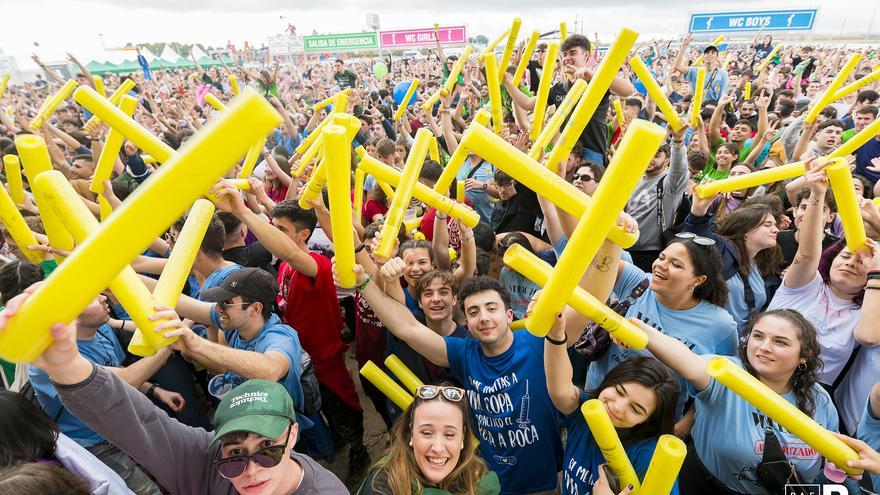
[798,361,807,371]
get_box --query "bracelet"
[436,212,448,220]
[146,384,157,398]
[354,274,372,292]
[545,333,567,346]
[868,271,880,281]
[866,285,880,291]
[354,242,366,253]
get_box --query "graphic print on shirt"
[466,373,539,457]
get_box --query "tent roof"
[159,46,180,61]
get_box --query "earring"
[744,235,750,241]
[798,361,807,371]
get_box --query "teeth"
[428,457,448,465]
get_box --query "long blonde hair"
[369,386,487,494]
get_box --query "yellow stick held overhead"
[543,28,639,173]
[692,35,725,66]
[830,117,880,159]
[353,169,365,224]
[756,44,782,73]
[441,46,473,96]
[581,400,641,491]
[513,31,540,85]
[238,137,266,179]
[30,80,78,130]
[527,120,663,336]
[831,68,880,101]
[385,354,425,395]
[744,81,752,100]
[92,76,106,97]
[695,161,807,199]
[83,79,137,131]
[613,99,625,128]
[394,79,420,121]
[0,75,9,98]
[481,28,511,60]
[0,180,44,264]
[707,356,862,475]
[559,22,568,41]
[91,95,138,201]
[496,18,522,80]
[313,89,350,112]
[360,361,414,410]
[628,57,683,132]
[0,88,282,363]
[229,74,240,96]
[639,435,687,495]
[483,54,505,134]
[456,181,466,202]
[826,159,868,252]
[3,154,25,205]
[805,53,862,123]
[529,42,560,141]
[529,79,587,160]
[690,67,706,127]
[324,124,357,288]
[204,93,226,111]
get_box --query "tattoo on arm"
[596,256,612,273]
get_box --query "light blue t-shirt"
[690,356,839,493]
[500,267,540,319]
[685,66,729,103]
[725,263,767,334]
[857,397,880,492]
[445,330,563,495]
[28,324,126,448]
[562,390,679,495]
[587,263,738,414]
[455,157,495,225]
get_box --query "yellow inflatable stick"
[0,75,9,98]
[496,18,522,80]
[3,154,25,205]
[806,53,861,123]
[204,93,226,111]
[298,113,361,209]
[30,80,78,130]
[744,81,752,100]
[313,89,350,112]
[0,181,44,263]
[239,137,266,179]
[92,76,106,98]
[639,435,687,495]
[294,134,324,178]
[695,161,807,198]
[692,35,725,66]
[375,129,432,259]
[377,180,395,199]
[433,144,470,198]
[141,155,159,164]
[756,44,782,73]
[357,154,479,227]
[559,22,568,41]
[503,244,648,349]
[394,79,419,121]
[628,57,684,132]
[353,169,365,224]
[457,124,639,248]
[832,68,880,101]
[529,42,560,141]
[613,99,625,128]
[826,159,868,252]
[229,74,240,96]
[91,95,138,220]
[441,46,473,96]
[483,54,505,134]
[429,135,440,162]
[324,125,357,288]
[360,361,414,410]
[513,31,540,85]
[529,79,587,160]
[707,356,862,475]
[543,28,638,172]
[0,88,281,363]
[83,79,136,130]
[457,181,466,202]
[481,28,511,60]
[831,117,880,159]
[403,216,422,232]
[581,399,641,491]
[509,319,527,330]
[690,67,706,127]
[385,354,425,395]
[527,120,663,336]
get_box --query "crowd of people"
[4,21,880,495]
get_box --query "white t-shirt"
[768,272,861,385]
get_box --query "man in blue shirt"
[673,35,729,104]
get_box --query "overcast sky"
[3,0,879,70]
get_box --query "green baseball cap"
[210,379,297,448]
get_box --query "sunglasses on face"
[417,385,465,402]
[215,423,292,479]
[572,173,595,183]
[675,232,716,246]
[218,300,252,311]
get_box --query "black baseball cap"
[200,268,278,307]
[704,45,719,54]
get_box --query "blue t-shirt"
[194,263,241,337]
[499,267,540,320]
[588,263,738,414]
[857,397,880,492]
[222,313,306,414]
[455,158,495,225]
[28,324,125,448]
[403,288,426,321]
[563,391,679,495]
[445,330,563,494]
[685,66,729,103]
[271,129,299,156]
[690,356,839,493]
[725,263,767,333]
[854,137,880,182]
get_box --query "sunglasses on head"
[572,173,595,183]
[215,422,292,479]
[417,385,465,402]
[675,232,716,246]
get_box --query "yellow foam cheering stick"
[16,135,73,260]
[375,129,432,259]
[692,35,725,66]
[324,124,357,288]
[527,120,663,336]
[503,244,648,349]
[513,31,540,85]
[30,80,78,130]
[456,181,466,202]
[458,124,639,248]
[832,68,880,101]
[581,399,641,491]
[204,93,226,111]
[92,76,106,98]
[613,99,625,128]
[83,79,136,131]
[690,67,706,127]
[298,113,361,210]
[529,79,587,160]
[353,169,365,224]
[0,75,9,98]
[628,57,684,132]
[441,46,473,96]
[0,175,44,264]
[0,87,281,363]
[238,137,266,179]
[385,354,425,395]
[394,79,419,121]
[830,117,880,159]
[360,361,414,410]
[543,28,639,173]
[229,74,240,96]
[707,356,861,474]
[695,161,807,199]
[744,81,752,100]
[496,18,522,80]
[3,154,25,205]
[826,158,868,252]
[639,435,687,495]
[91,95,138,220]
[483,54,505,134]
[481,28,511,60]
[313,89,350,112]
[756,44,782,73]
[559,22,568,40]
[806,53,862,124]
[529,42,560,141]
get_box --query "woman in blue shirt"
[638,309,838,494]
[545,303,680,495]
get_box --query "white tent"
[159,45,180,62]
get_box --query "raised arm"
[453,219,476,282]
[672,34,693,75]
[66,53,95,89]
[544,310,581,415]
[32,54,65,84]
[501,73,537,111]
[854,241,880,347]
[792,120,816,162]
[708,94,733,148]
[784,159,827,289]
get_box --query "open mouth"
[652,270,667,282]
[427,456,450,467]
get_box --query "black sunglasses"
[218,300,252,311]
[215,422,292,479]
[572,173,595,183]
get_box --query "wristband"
[545,333,567,346]
[868,271,880,281]
[146,384,157,398]
[355,274,372,292]
[354,242,366,254]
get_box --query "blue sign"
[689,9,818,33]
